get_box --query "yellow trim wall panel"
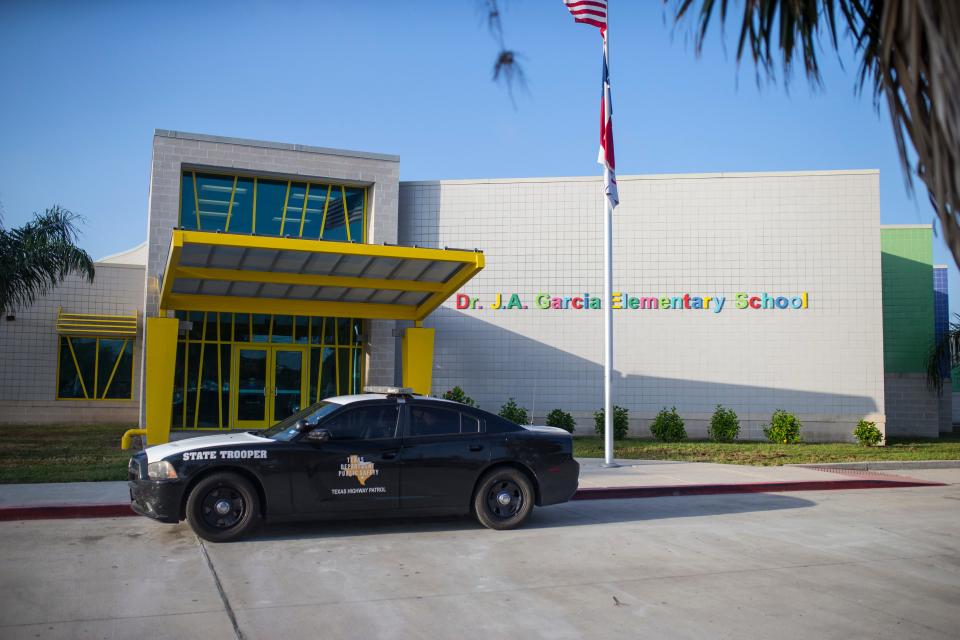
[401,327,435,396]
[144,317,179,445]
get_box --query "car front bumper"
[129,479,184,524]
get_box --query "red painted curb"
[0,478,945,521]
[0,504,136,522]
[571,478,944,501]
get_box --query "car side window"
[461,413,480,434]
[485,415,521,434]
[322,405,399,440]
[409,406,461,437]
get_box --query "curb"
[0,476,945,521]
[571,477,944,501]
[791,460,960,471]
[0,504,135,522]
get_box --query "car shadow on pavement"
[236,492,816,543]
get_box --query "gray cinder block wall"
[0,263,144,425]
[143,131,401,426]
[399,170,885,442]
[884,374,941,438]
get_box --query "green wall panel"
[881,227,934,373]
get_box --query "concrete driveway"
[2,482,958,639]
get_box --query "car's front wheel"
[185,472,260,542]
[473,467,534,530]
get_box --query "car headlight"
[147,460,178,480]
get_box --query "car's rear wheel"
[185,472,259,542]
[473,467,534,530]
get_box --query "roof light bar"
[363,385,414,396]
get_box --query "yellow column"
[144,317,180,445]
[401,326,435,395]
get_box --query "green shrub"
[854,419,883,446]
[594,405,629,439]
[650,406,687,442]
[763,409,802,444]
[499,398,530,425]
[708,404,740,442]
[442,386,476,407]
[546,408,576,433]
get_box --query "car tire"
[473,467,534,530]
[185,472,260,543]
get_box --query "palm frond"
[0,205,96,314]
[672,0,841,85]
[481,0,526,105]
[854,1,960,268]
[926,313,960,393]
[669,0,960,277]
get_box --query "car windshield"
[260,401,342,441]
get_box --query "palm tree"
[927,313,960,393]
[484,1,960,269]
[0,206,95,315]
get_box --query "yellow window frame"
[180,169,367,242]
[55,335,135,401]
[172,312,364,430]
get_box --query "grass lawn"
[573,435,960,466]
[0,424,132,483]
[2,425,960,484]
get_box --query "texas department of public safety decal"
[334,455,386,495]
[182,450,268,461]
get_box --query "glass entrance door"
[231,345,307,429]
[272,347,306,422]
[234,347,270,429]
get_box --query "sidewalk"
[0,458,951,521]
[574,457,951,500]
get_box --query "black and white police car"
[129,387,580,541]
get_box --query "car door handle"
[469,444,484,452]
[382,451,398,460]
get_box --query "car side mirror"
[306,428,331,443]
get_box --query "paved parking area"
[2,482,959,639]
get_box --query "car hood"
[145,432,272,463]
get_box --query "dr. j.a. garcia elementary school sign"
[456,291,811,312]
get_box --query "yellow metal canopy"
[159,230,484,321]
[56,308,138,336]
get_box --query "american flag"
[563,0,618,207]
[563,0,608,33]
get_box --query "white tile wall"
[399,171,885,441]
[0,263,144,424]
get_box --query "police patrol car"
[129,387,580,542]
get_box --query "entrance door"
[234,346,269,429]
[272,346,307,422]
[232,345,307,429]
[289,401,402,514]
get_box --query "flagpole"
[601,18,617,468]
[564,0,617,466]
[603,167,615,467]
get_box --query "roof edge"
[400,169,880,186]
[154,129,400,163]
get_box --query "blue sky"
[1,0,955,310]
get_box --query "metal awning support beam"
[172,266,447,293]
[163,293,420,321]
[414,258,486,319]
